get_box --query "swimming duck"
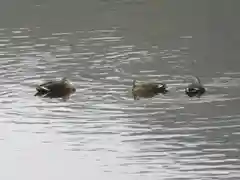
[34,77,76,99]
[185,76,206,98]
[132,80,168,100]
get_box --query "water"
[0,0,240,179]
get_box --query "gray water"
[1,0,240,179]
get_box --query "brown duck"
[34,77,76,99]
[132,80,168,100]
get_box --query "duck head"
[63,78,76,94]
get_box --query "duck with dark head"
[132,80,168,100]
[34,77,76,99]
[185,76,206,98]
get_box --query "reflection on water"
[0,0,240,180]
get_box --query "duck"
[34,77,76,99]
[132,80,168,100]
[185,76,206,98]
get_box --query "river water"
[0,0,240,179]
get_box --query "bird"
[185,76,206,98]
[132,80,168,100]
[34,77,76,99]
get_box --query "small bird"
[185,76,206,98]
[132,80,168,100]
[34,77,76,99]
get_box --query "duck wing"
[38,80,54,87]
[35,81,52,96]
[46,81,67,91]
[37,80,65,92]
[186,83,202,92]
[36,81,52,93]
[142,82,166,89]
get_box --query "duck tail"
[35,86,49,96]
[132,80,136,88]
[158,83,168,94]
[34,92,41,96]
[159,83,166,88]
[153,83,168,94]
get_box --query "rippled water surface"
[1,0,240,179]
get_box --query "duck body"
[185,83,205,97]
[34,78,76,98]
[185,76,206,98]
[132,80,168,100]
